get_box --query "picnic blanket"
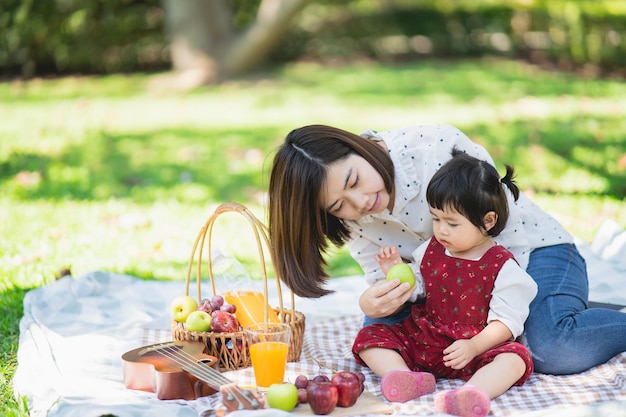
[12,220,626,417]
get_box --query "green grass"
[1,58,625,415]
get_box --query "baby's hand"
[374,246,402,275]
[442,339,478,370]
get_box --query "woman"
[267,123,626,375]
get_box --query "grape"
[355,371,366,384]
[211,294,225,308]
[297,387,308,404]
[198,299,213,314]
[220,303,236,314]
[294,374,309,389]
[312,375,329,383]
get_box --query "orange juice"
[248,341,289,388]
[224,290,280,329]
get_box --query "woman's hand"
[359,279,413,318]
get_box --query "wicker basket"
[171,202,306,371]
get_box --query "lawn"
[1,58,625,416]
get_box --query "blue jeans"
[362,303,412,327]
[363,244,626,375]
[524,243,626,374]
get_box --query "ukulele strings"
[155,343,259,407]
[155,343,233,388]
[155,342,260,396]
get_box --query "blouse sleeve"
[487,259,538,338]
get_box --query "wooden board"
[290,390,392,416]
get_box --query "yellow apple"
[170,295,198,323]
[185,310,212,332]
[386,263,416,288]
[266,383,299,412]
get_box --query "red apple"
[331,371,361,407]
[210,310,239,332]
[307,381,338,415]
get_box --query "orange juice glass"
[224,290,280,329]
[244,323,291,390]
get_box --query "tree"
[161,0,311,88]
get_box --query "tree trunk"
[160,0,310,89]
[221,0,311,77]
[162,0,235,87]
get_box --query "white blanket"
[12,220,626,417]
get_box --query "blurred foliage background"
[2,0,626,79]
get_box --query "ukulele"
[122,341,263,412]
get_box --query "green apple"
[386,263,416,288]
[185,310,212,332]
[266,382,299,412]
[170,295,198,323]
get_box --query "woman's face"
[320,153,390,220]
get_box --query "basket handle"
[184,202,295,324]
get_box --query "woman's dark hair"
[426,147,519,236]
[268,125,394,298]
